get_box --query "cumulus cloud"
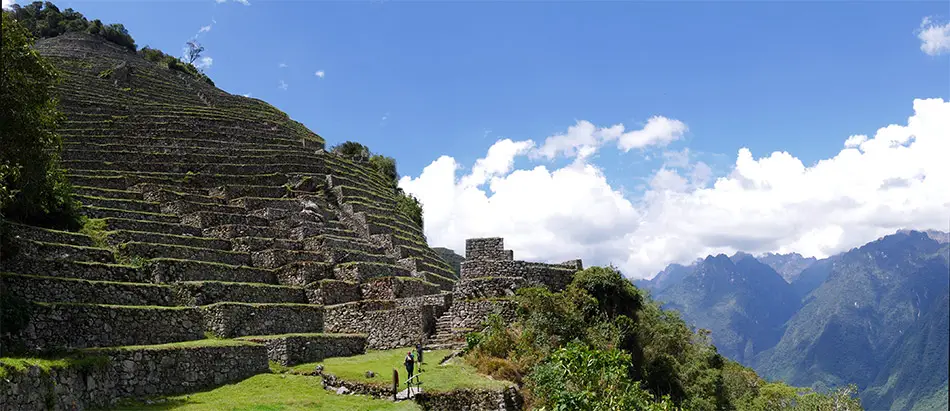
[533,116,687,161]
[194,56,213,70]
[918,16,950,56]
[315,70,325,78]
[2,0,16,10]
[400,98,950,279]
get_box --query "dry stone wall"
[8,304,204,351]
[445,300,519,330]
[324,302,438,349]
[241,334,367,366]
[201,303,324,338]
[0,344,268,411]
[414,387,524,411]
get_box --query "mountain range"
[637,230,950,411]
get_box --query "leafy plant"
[1,11,81,229]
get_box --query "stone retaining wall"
[414,387,524,411]
[325,304,437,349]
[7,303,204,351]
[464,238,513,261]
[454,277,526,300]
[201,303,324,338]
[242,334,367,366]
[306,280,362,305]
[460,260,575,291]
[0,343,268,410]
[361,277,441,300]
[446,300,519,331]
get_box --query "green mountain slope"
[862,281,949,411]
[651,254,801,365]
[755,232,949,405]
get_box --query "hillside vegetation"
[465,266,862,410]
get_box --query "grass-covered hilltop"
[1,3,862,410]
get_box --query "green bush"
[464,265,863,411]
[1,12,80,229]
[8,2,136,51]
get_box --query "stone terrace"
[426,238,582,349]
[0,33,456,409]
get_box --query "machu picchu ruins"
[0,32,581,410]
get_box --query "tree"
[1,11,79,227]
[184,39,204,65]
[330,141,371,159]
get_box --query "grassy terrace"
[291,347,512,393]
[106,374,419,411]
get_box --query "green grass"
[0,354,110,379]
[291,347,512,393]
[104,373,419,411]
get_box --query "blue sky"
[10,0,950,277]
[38,0,948,178]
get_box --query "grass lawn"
[291,347,512,393]
[103,373,420,411]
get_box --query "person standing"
[415,342,424,369]
[404,351,415,378]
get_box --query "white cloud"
[194,56,213,70]
[315,70,326,78]
[278,80,288,90]
[199,25,212,34]
[918,16,950,56]
[533,116,687,161]
[216,0,250,4]
[2,0,16,10]
[401,98,950,279]
[279,63,288,68]
[242,93,252,98]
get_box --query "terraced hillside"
[0,32,457,408]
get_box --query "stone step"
[148,258,277,284]
[177,281,307,305]
[72,185,143,201]
[230,236,303,253]
[181,211,269,230]
[202,224,280,240]
[101,217,202,237]
[140,186,222,206]
[10,239,115,264]
[64,159,323,176]
[75,194,162,213]
[251,249,326,269]
[67,173,129,190]
[237,333,367,366]
[83,205,180,224]
[0,272,178,306]
[202,302,324,338]
[360,276,442,300]
[209,185,289,201]
[303,235,383,255]
[3,223,95,247]
[333,262,411,282]
[105,230,232,251]
[0,259,149,282]
[10,302,205,350]
[161,199,245,216]
[304,279,362,305]
[119,242,252,266]
[418,271,456,292]
[275,261,335,286]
